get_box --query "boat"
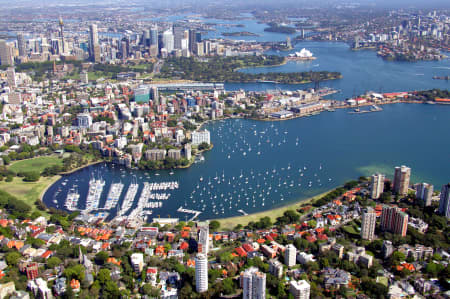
[64,189,80,211]
[103,182,124,210]
[118,182,139,216]
[85,177,105,211]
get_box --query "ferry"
[64,189,80,211]
[103,182,124,210]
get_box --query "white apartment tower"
[370,173,385,199]
[242,267,266,299]
[285,244,297,267]
[195,253,208,293]
[393,165,411,196]
[290,280,310,299]
[361,207,377,241]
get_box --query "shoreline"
[213,189,334,230]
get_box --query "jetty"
[178,207,202,221]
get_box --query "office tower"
[150,86,159,104]
[242,267,266,299]
[285,244,297,267]
[189,29,197,54]
[162,30,174,53]
[195,254,208,293]
[150,26,159,48]
[89,24,99,60]
[17,33,26,57]
[0,40,13,66]
[438,183,450,219]
[142,30,150,46]
[290,280,310,299]
[370,173,385,199]
[59,17,65,53]
[393,165,411,196]
[197,222,209,255]
[380,205,408,236]
[416,183,434,206]
[173,24,184,50]
[6,67,16,89]
[361,207,377,240]
[121,41,128,59]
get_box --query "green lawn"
[342,225,359,236]
[0,176,61,216]
[9,156,63,174]
[215,190,332,230]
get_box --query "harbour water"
[43,15,450,221]
[43,103,450,221]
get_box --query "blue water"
[44,104,450,221]
[42,16,450,221]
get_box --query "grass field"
[215,190,332,230]
[9,156,63,174]
[0,176,61,215]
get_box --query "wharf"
[177,207,202,221]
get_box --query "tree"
[222,278,235,295]
[5,251,21,266]
[95,251,109,265]
[209,220,220,231]
[97,268,111,285]
[47,256,62,269]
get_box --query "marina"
[44,103,450,221]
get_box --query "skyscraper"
[290,280,310,299]
[361,207,377,240]
[393,165,411,196]
[0,40,13,66]
[285,244,297,267]
[17,33,26,57]
[370,173,385,199]
[59,17,65,53]
[89,24,99,61]
[150,26,159,48]
[195,253,208,293]
[438,183,450,219]
[416,183,434,207]
[241,267,266,299]
[380,205,408,236]
[6,67,16,89]
[188,29,198,54]
[197,222,209,255]
[173,24,184,50]
[162,30,174,52]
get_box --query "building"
[0,282,16,298]
[17,33,26,57]
[380,205,408,236]
[416,183,433,207]
[26,262,39,280]
[241,267,266,299]
[6,67,16,88]
[361,207,377,240]
[134,87,150,103]
[173,25,184,50]
[370,173,385,199]
[145,149,166,161]
[89,24,99,60]
[285,244,297,267]
[393,165,411,196]
[268,259,283,278]
[195,253,208,293]
[80,71,89,84]
[438,183,450,219]
[0,39,13,66]
[382,240,394,259]
[197,222,209,255]
[184,143,192,160]
[130,253,144,273]
[162,30,174,53]
[192,130,210,145]
[167,149,181,160]
[290,280,310,299]
[77,113,92,129]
